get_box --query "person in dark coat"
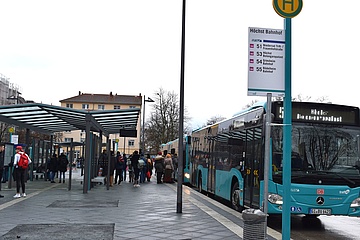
[154,152,165,184]
[114,151,124,185]
[122,153,127,182]
[48,153,58,183]
[99,149,108,177]
[58,152,69,183]
[130,150,140,187]
[106,151,115,186]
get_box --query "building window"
[64,138,73,142]
[129,106,136,109]
[114,105,120,109]
[82,104,89,110]
[98,104,105,110]
[128,140,134,147]
[66,103,73,108]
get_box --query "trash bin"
[242,208,267,240]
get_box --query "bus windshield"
[271,124,360,186]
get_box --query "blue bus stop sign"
[273,0,303,18]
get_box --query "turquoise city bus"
[160,136,191,184]
[189,101,360,216]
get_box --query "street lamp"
[142,95,154,154]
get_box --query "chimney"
[79,91,81,95]
[110,91,113,96]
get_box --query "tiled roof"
[60,93,142,105]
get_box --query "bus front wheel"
[231,182,243,212]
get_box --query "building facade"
[60,91,142,156]
[0,73,26,105]
[0,73,28,143]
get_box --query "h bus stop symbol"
[273,0,303,18]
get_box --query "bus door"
[244,127,262,208]
[190,138,200,186]
[207,138,216,194]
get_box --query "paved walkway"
[0,169,282,240]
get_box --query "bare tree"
[53,132,63,142]
[145,88,191,153]
[314,96,330,103]
[0,122,11,143]
[243,99,259,109]
[206,115,226,126]
[274,94,330,103]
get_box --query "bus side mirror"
[355,161,360,170]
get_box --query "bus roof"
[232,101,266,117]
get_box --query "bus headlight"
[350,198,360,208]
[184,173,190,179]
[268,194,283,205]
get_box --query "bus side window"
[273,153,282,170]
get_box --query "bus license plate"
[309,208,331,215]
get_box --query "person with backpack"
[58,152,69,183]
[13,145,32,198]
[139,154,147,183]
[130,150,140,187]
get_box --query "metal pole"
[41,140,45,180]
[123,137,126,155]
[106,137,110,190]
[263,93,272,237]
[282,18,292,240]
[142,95,146,154]
[68,139,73,191]
[177,0,186,214]
[8,132,13,189]
[83,115,91,193]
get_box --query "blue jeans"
[2,167,9,182]
[50,171,56,181]
[140,169,146,183]
[123,168,127,182]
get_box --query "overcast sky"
[0,1,359,129]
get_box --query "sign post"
[272,1,302,239]
[248,26,285,238]
[248,27,285,97]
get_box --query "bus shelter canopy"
[0,103,140,137]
